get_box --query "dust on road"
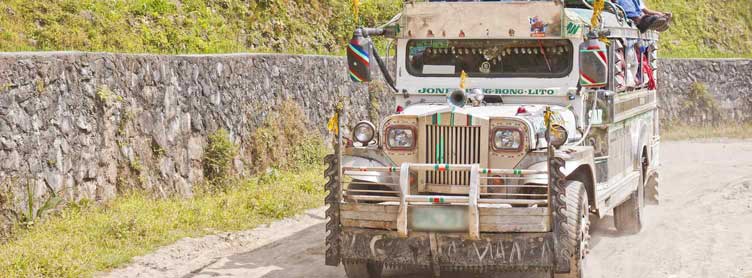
[105,141,752,278]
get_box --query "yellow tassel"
[544,108,563,137]
[591,0,605,27]
[352,0,360,22]
[459,70,468,89]
[327,101,343,135]
[327,111,339,135]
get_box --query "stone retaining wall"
[0,52,392,209]
[658,58,752,124]
[0,53,749,218]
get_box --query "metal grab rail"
[383,163,546,239]
[341,163,550,240]
[342,164,547,175]
[394,163,482,239]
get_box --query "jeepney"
[325,0,661,277]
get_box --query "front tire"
[645,173,660,205]
[343,261,383,278]
[555,180,590,278]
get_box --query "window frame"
[405,39,574,79]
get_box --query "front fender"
[522,146,596,185]
[631,118,651,170]
[342,147,397,185]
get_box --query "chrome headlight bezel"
[492,127,524,152]
[353,121,376,144]
[546,124,568,148]
[385,126,416,150]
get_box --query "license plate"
[408,206,468,232]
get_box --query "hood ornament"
[448,88,484,108]
[448,71,483,107]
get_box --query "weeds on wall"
[17,179,62,228]
[203,129,238,190]
[96,85,123,106]
[0,177,62,240]
[682,82,722,125]
[248,100,328,174]
[368,81,385,127]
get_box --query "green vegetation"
[368,81,385,127]
[96,85,123,106]
[662,123,752,140]
[0,168,325,278]
[16,180,63,228]
[203,129,239,189]
[681,82,722,123]
[645,0,752,58]
[0,0,401,55]
[0,99,330,277]
[0,0,749,57]
[249,100,328,173]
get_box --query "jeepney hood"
[395,103,578,147]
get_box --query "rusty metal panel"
[434,233,554,271]
[401,2,563,39]
[340,228,554,271]
[341,229,432,267]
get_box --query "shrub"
[682,82,721,124]
[248,100,328,173]
[203,129,238,189]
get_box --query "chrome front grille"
[424,125,482,185]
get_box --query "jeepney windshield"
[406,39,572,78]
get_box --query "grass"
[0,97,329,277]
[1,0,748,58]
[0,0,402,55]
[0,167,326,278]
[203,129,238,188]
[662,123,752,141]
[644,0,752,58]
[249,100,329,173]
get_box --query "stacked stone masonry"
[0,53,750,214]
[0,52,393,211]
[658,58,752,124]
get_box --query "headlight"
[546,124,568,148]
[493,128,522,151]
[386,127,415,150]
[353,121,376,144]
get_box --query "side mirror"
[579,39,608,88]
[347,29,373,83]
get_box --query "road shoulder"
[98,207,327,278]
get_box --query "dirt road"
[106,141,752,278]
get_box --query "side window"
[578,39,609,88]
